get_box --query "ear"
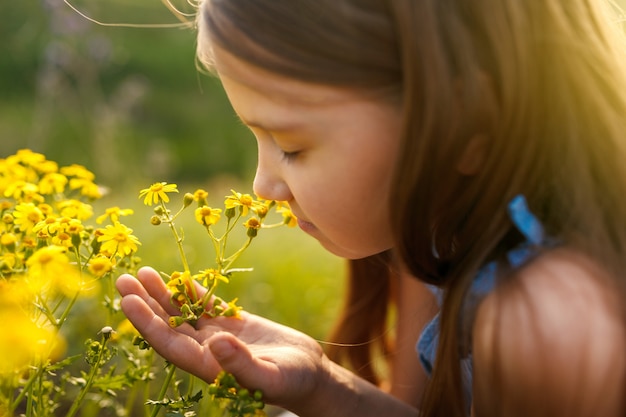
[457,134,489,176]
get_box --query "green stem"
[200,280,220,309]
[162,201,190,273]
[161,201,197,301]
[55,290,81,329]
[64,335,109,417]
[35,295,59,327]
[149,363,176,417]
[222,237,253,272]
[11,365,44,417]
[206,226,221,264]
[186,374,195,397]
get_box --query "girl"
[116,0,626,415]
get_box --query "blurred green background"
[0,0,345,340]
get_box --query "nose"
[252,153,292,202]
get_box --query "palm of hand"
[116,267,326,406]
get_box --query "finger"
[209,332,282,395]
[136,267,179,312]
[116,273,174,319]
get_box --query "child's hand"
[116,267,328,409]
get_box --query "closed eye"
[281,150,300,162]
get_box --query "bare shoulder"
[472,248,625,417]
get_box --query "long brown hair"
[325,252,394,386]
[196,0,626,415]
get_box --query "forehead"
[212,46,372,128]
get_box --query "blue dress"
[416,195,554,405]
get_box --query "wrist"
[288,355,418,417]
[289,355,356,417]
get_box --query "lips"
[296,217,317,234]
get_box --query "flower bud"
[132,335,151,350]
[168,316,185,328]
[154,206,165,216]
[99,326,114,341]
[0,233,17,252]
[150,215,162,226]
[244,218,261,238]
[71,233,82,249]
[225,207,236,219]
[90,238,102,254]
[183,193,194,208]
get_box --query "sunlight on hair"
[62,0,197,28]
[608,0,626,24]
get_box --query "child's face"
[213,47,403,259]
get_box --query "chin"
[317,239,390,260]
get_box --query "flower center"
[114,233,128,242]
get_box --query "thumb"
[209,332,273,390]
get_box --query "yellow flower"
[60,163,95,180]
[195,206,222,226]
[60,164,103,199]
[193,268,229,286]
[0,232,17,248]
[0,279,61,374]
[77,181,103,199]
[193,189,209,205]
[97,222,141,257]
[276,203,297,227]
[223,298,243,318]
[64,218,84,235]
[38,172,68,195]
[88,256,114,278]
[138,182,178,206]
[33,159,59,175]
[244,217,261,237]
[13,202,44,232]
[32,216,60,238]
[10,149,46,167]
[0,253,18,272]
[0,309,58,374]
[26,245,84,295]
[166,271,194,302]
[57,199,93,220]
[1,212,13,225]
[225,190,257,216]
[3,180,42,203]
[38,203,54,216]
[21,236,36,249]
[51,231,73,248]
[253,200,270,219]
[95,206,134,224]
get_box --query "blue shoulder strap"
[506,195,547,267]
[418,194,549,375]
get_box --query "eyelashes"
[280,150,300,162]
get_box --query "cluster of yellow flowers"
[138,182,296,326]
[0,149,140,379]
[0,149,295,417]
[134,182,297,416]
